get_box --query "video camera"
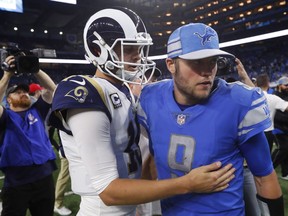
[0,44,56,75]
[217,57,237,76]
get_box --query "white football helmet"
[83,7,156,84]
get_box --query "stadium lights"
[50,0,77,4]
[39,29,288,63]
[220,29,288,48]
[39,58,90,64]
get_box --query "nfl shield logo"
[177,114,186,125]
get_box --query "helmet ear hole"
[89,43,101,57]
[86,40,108,65]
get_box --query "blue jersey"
[137,78,272,216]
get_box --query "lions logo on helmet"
[83,7,156,84]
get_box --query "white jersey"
[52,75,141,215]
[263,91,288,131]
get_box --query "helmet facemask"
[83,7,156,85]
[103,33,155,85]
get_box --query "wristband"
[256,194,284,216]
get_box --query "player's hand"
[184,161,235,193]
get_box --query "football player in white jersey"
[50,7,236,216]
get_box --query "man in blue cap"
[137,23,284,216]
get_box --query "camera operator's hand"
[1,55,16,73]
[235,58,254,87]
[0,56,16,107]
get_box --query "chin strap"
[256,194,284,216]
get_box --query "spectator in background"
[272,76,288,180]
[256,74,288,152]
[29,82,44,103]
[0,55,57,215]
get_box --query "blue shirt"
[0,97,56,187]
[137,78,273,216]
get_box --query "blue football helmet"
[83,7,156,84]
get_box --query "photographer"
[0,55,57,215]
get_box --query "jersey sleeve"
[233,85,272,145]
[239,132,273,176]
[65,109,119,194]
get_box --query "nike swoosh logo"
[70,78,86,86]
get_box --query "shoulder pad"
[52,75,108,112]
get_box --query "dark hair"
[256,74,269,88]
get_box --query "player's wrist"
[181,173,200,194]
[256,194,284,216]
[170,175,190,195]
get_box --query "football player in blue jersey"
[137,23,284,216]
[49,7,236,216]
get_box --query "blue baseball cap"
[167,23,234,60]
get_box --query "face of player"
[166,57,218,105]
[114,44,141,72]
[7,89,31,110]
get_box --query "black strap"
[256,194,284,216]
